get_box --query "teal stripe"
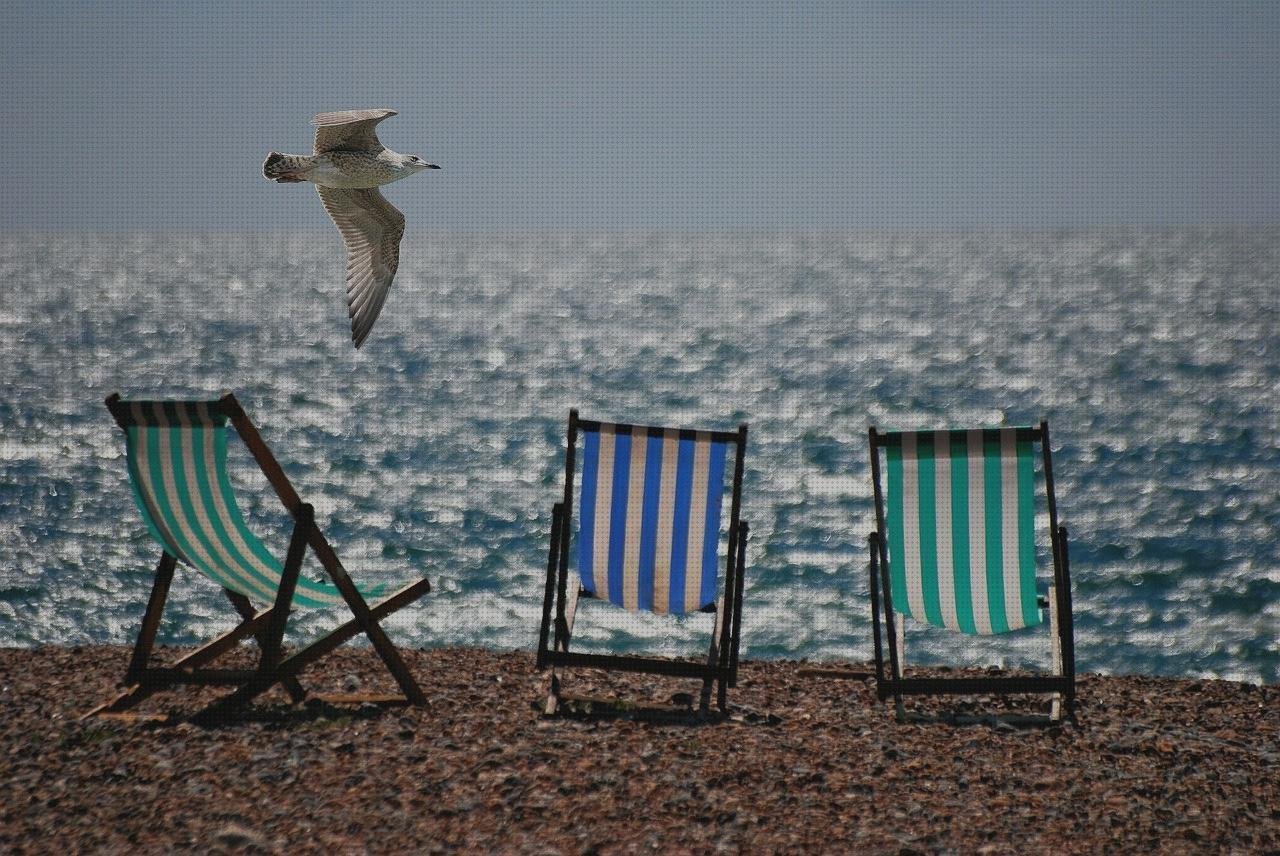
[983,437,1009,634]
[167,424,249,596]
[206,429,335,608]
[134,405,390,608]
[213,429,283,574]
[915,440,942,626]
[142,425,212,587]
[125,427,185,560]
[1017,439,1040,628]
[949,435,976,634]
[187,425,280,601]
[886,444,909,617]
[122,409,375,609]
[209,428,364,607]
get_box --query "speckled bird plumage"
[263,109,440,348]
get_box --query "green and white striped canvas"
[121,401,379,609]
[884,428,1042,635]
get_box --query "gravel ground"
[1,645,1276,854]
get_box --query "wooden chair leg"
[1048,584,1063,722]
[307,527,427,705]
[544,589,579,716]
[701,597,726,713]
[890,611,911,716]
[125,553,177,683]
[84,553,178,718]
[83,598,279,720]
[189,579,430,724]
[536,503,563,671]
[257,511,308,683]
[224,591,307,704]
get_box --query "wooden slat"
[544,651,732,680]
[125,553,176,682]
[797,668,875,680]
[189,578,431,723]
[892,675,1073,696]
[269,577,430,676]
[224,590,306,702]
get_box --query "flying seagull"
[263,109,440,348]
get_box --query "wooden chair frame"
[86,392,431,723]
[536,410,749,717]
[867,421,1076,722]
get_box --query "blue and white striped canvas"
[577,423,728,615]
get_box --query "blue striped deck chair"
[87,393,431,722]
[536,410,750,717]
[867,422,1076,722]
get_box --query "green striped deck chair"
[536,410,750,717]
[86,393,431,723]
[867,422,1076,722]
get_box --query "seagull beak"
[426,163,441,169]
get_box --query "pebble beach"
[2,646,1276,854]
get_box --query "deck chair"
[536,410,749,717]
[867,422,1076,722]
[86,393,431,722]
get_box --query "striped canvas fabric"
[884,428,1042,635]
[121,401,374,609]
[577,423,728,615]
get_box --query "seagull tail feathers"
[262,152,312,183]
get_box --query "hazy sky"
[4,1,1278,230]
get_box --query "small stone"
[212,822,267,850]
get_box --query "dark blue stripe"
[637,435,664,612]
[668,437,695,613]
[606,432,632,607]
[577,430,599,596]
[699,441,728,609]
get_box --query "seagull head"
[406,155,441,171]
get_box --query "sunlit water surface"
[2,230,1276,684]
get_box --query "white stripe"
[591,426,616,603]
[203,419,343,606]
[682,433,711,614]
[621,431,648,610]
[1000,428,1025,630]
[175,405,277,601]
[152,404,239,592]
[967,430,993,634]
[900,433,926,621]
[129,404,187,563]
[652,430,679,614]
[933,431,959,631]
[199,416,339,605]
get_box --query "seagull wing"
[312,109,398,154]
[315,186,406,348]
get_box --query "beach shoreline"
[1,645,1276,853]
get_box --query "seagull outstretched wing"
[312,109,398,155]
[315,186,406,348]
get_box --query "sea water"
[1,230,1276,683]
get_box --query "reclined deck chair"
[536,410,749,717]
[86,393,431,722]
[867,422,1076,722]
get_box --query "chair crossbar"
[891,675,1073,697]
[542,650,733,680]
